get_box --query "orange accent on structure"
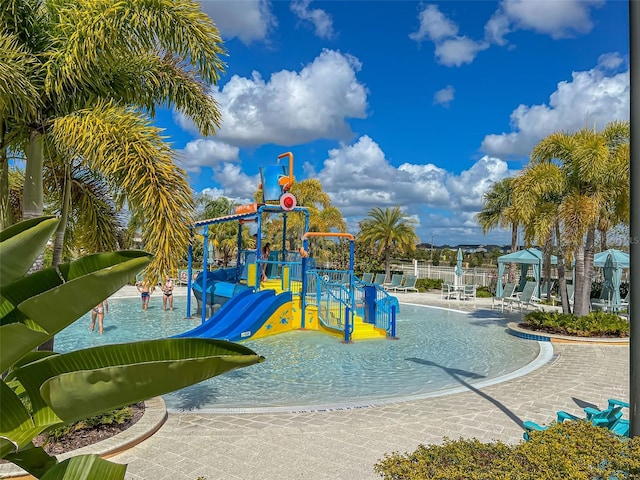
[277,152,294,191]
[302,232,355,241]
[235,203,259,215]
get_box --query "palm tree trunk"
[52,164,71,266]
[573,243,588,316]
[508,223,518,282]
[543,233,552,301]
[554,222,570,313]
[0,119,11,229]
[384,248,391,282]
[24,131,45,220]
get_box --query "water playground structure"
[179,152,399,344]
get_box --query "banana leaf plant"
[0,216,265,479]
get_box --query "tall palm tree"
[1,0,226,280]
[358,206,419,281]
[475,178,520,282]
[530,121,629,316]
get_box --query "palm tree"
[508,163,573,311]
[530,121,629,316]
[358,206,419,281]
[1,0,226,281]
[475,178,520,282]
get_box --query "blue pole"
[301,257,307,329]
[256,214,262,288]
[390,304,397,339]
[344,306,351,343]
[237,222,242,276]
[186,227,193,319]
[201,228,208,325]
[282,213,287,262]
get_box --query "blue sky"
[157,0,629,247]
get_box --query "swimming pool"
[56,297,548,413]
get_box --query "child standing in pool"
[136,279,154,310]
[162,275,174,311]
[90,299,108,335]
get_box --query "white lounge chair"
[395,275,418,293]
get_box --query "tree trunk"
[0,119,12,229]
[543,232,552,301]
[508,223,518,282]
[554,222,571,314]
[573,243,588,316]
[24,131,44,220]
[384,248,391,282]
[52,164,71,266]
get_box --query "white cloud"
[211,163,258,204]
[197,0,276,44]
[493,0,604,41]
[434,85,455,107]
[409,4,489,67]
[311,136,515,244]
[435,37,489,67]
[412,1,604,67]
[178,139,240,173]
[291,0,335,39]
[409,4,459,42]
[481,57,629,158]
[175,49,368,147]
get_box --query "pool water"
[56,298,543,412]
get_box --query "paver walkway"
[106,287,629,480]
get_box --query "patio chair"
[441,282,455,300]
[372,273,386,286]
[492,282,516,312]
[505,281,539,312]
[523,398,627,441]
[551,284,574,307]
[361,272,374,283]
[383,274,404,291]
[395,275,418,293]
[462,284,476,302]
[535,280,556,302]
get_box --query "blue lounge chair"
[372,273,386,286]
[383,274,404,291]
[523,398,627,441]
[395,275,418,293]
[361,272,374,283]
[492,282,516,312]
[504,281,538,312]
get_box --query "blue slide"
[175,290,292,342]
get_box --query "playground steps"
[351,315,387,340]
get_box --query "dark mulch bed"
[32,402,145,456]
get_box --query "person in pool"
[90,299,108,335]
[136,279,154,310]
[162,275,174,311]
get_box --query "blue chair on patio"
[523,398,628,441]
[492,282,516,312]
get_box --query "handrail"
[277,152,294,190]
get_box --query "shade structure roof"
[497,248,558,265]
[593,249,629,268]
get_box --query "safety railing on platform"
[353,278,398,338]
[304,270,354,343]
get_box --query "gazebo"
[496,248,558,298]
[592,249,629,306]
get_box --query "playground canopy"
[496,248,558,298]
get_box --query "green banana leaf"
[0,216,58,286]
[40,454,126,480]
[0,252,151,371]
[4,443,58,478]
[13,338,265,424]
[0,323,49,374]
[0,382,47,458]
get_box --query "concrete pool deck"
[2,286,629,480]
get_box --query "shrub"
[45,405,134,443]
[374,422,640,480]
[476,286,492,298]
[416,278,443,291]
[523,310,629,337]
